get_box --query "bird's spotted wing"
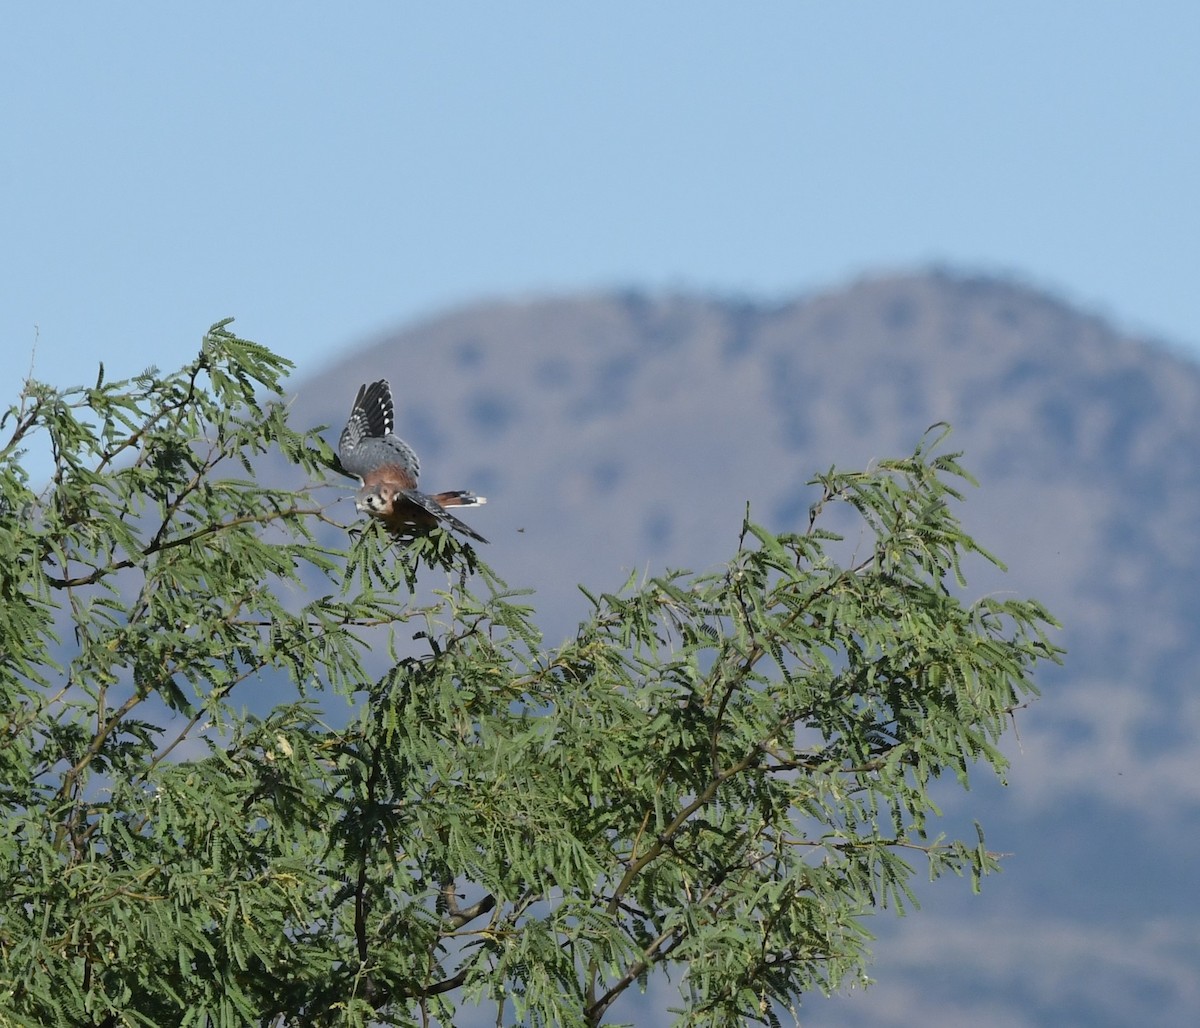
[397,488,489,544]
[338,380,420,483]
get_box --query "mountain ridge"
[286,269,1200,1026]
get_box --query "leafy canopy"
[0,322,1061,1027]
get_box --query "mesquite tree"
[0,322,1060,1027]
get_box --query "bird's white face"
[355,484,393,515]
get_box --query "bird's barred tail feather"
[430,490,487,509]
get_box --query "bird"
[338,379,488,543]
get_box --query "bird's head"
[354,482,395,516]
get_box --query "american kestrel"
[338,380,488,543]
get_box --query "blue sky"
[4,2,1199,390]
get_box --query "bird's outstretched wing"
[394,488,489,544]
[338,380,420,485]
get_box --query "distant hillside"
[290,271,1200,1027]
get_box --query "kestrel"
[339,380,488,543]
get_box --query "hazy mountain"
[289,270,1200,1027]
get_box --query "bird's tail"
[430,490,487,509]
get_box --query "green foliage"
[0,324,1061,1027]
